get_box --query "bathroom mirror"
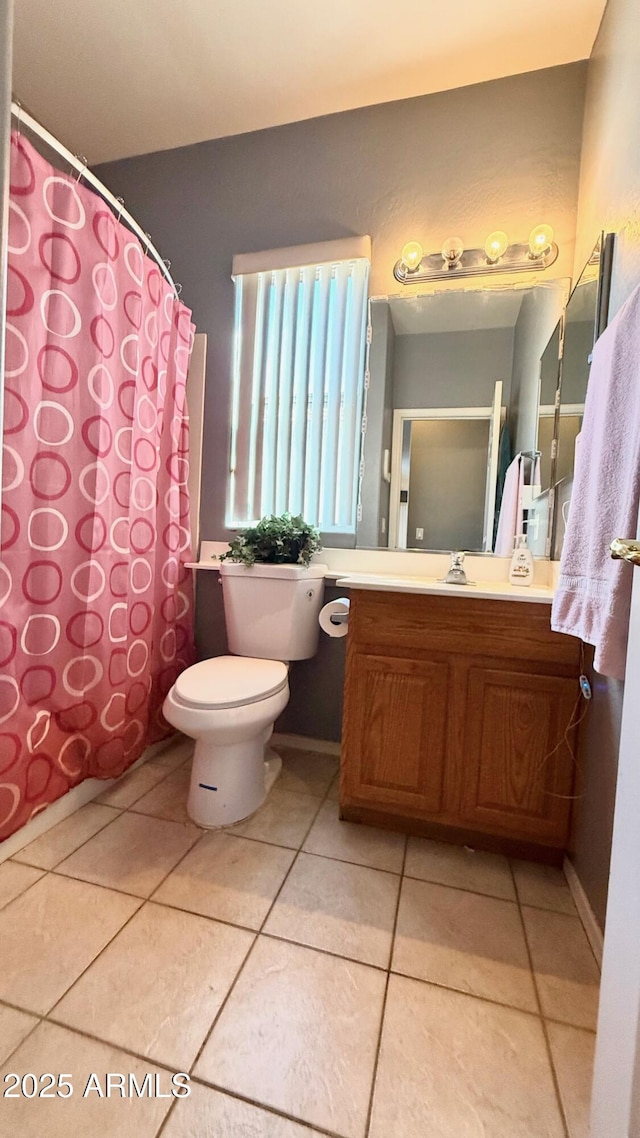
[357,281,567,553]
[554,232,615,486]
[536,319,563,492]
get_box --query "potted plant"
[220,512,322,567]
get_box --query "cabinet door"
[461,666,577,844]
[342,652,449,816]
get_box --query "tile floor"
[0,738,599,1138]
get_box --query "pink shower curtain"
[0,131,196,841]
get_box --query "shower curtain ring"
[74,156,88,184]
[115,197,125,222]
[163,258,172,270]
[13,100,22,135]
[175,282,183,297]
[144,232,152,254]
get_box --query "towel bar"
[610,538,640,566]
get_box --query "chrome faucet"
[442,551,474,586]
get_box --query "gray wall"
[573,0,640,313]
[566,0,640,930]
[96,63,586,745]
[570,653,624,929]
[97,62,586,550]
[275,582,346,742]
[392,326,514,410]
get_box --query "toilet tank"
[219,563,327,660]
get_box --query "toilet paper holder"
[319,597,350,638]
[329,612,348,625]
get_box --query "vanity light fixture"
[528,223,554,259]
[441,236,464,268]
[399,240,424,272]
[484,230,509,264]
[393,224,558,283]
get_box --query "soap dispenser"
[509,535,534,586]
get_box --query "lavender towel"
[551,283,640,679]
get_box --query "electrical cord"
[537,641,591,800]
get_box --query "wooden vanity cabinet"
[340,589,582,861]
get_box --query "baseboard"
[0,736,177,864]
[272,732,341,756]
[564,855,604,968]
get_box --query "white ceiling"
[385,288,528,335]
[12,0,606,165]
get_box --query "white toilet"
[162,562,327,827]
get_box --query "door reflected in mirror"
[394,409,496,552]
[357,282,567,554]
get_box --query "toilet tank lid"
[219,562,327,579]
[175,656,288,709]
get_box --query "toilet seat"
[174,655,288,710]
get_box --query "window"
[227,241,370,534]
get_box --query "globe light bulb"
[441,236,464,267]
[400,241,423,272]
[528,224,554,258]
[484,230,509,263]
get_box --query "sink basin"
[336,572,435,589]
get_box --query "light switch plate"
[416,527,424,540]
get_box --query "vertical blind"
[227,257,370,533]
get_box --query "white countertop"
[188,542,557,603]
[334,572,554,604]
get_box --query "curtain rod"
[10,102,179,299]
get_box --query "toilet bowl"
[163,655,290,827]
[163,560,327,828]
